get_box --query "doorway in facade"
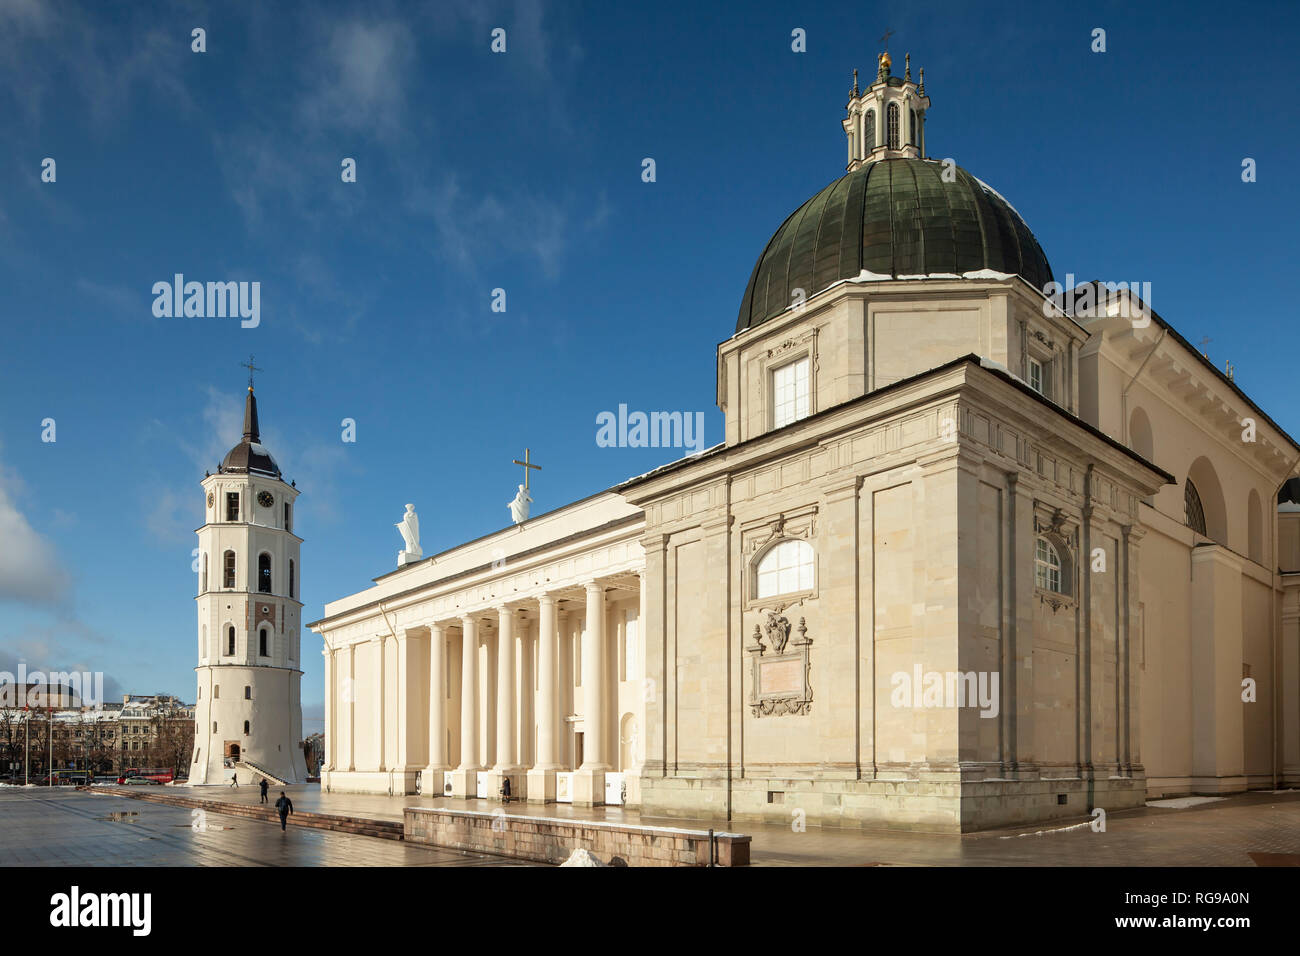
[225,741,241,762]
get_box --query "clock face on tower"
[257,491,274,508]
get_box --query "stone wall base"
[322,769,420,796]
[640,773,1149,833]
[404,807,750,866]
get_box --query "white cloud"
[0,459,71,607]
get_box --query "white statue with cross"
[508,449,541,525]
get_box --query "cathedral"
[309,51,1300,831]
[189,382,309,786]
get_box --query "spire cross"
[512,448,542,490]
[240,354,262,390]
[879,29,894,50]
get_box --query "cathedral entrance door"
[225,741,241,762]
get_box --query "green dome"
[737,158,1054,332]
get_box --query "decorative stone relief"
[748,608,813,717]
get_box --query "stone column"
[575,580,608,805]
[448,618,479,798]
[528,594,559,802]
[322,647,335,775]
[489,606,520,801]
[346,643,356,772]
[424,623,449,796]
[373,635,386,773]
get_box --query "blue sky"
[1,0,1297,731]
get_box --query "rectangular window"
[284,502,292,532]
[1027,356,1052,398]
[223,552,236,589]
[225,492,240,522]
[772,357,810,429]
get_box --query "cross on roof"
[879,29,894,49]
[512,448,542,490]
[241,354,262,390]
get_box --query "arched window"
[243,720,250,736]
[887,103,900,150]
[909,107,918,145]
[214,684,220,699]
[1035,537,1064,593]
[863,109,876,152]
[289,559,295,600]
[212,721,217,734]
[258,553,272,594]
[244,686,251,700]
[259,628,269,657]
[200,552,208,593]
[756,539,815,599]
[227,626,235,656]
[223,550,236,589]
[1185,480,1207,536]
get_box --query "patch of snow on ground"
[999,820,1092,839]
[1145,796,1228,809]
[559,848,609,867]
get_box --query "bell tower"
[843,47,930,171]
[189,372,307,785]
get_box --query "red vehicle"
[116,767,174,784]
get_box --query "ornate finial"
[919,66,925,95]
[905,52,911,81]
[851,68,859,97]
[240,353,261,391]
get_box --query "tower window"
[244,686,251,699]
[1035,537,1063,593]
[259,629,268,657]
[227,625,235,656]
[243,721,250,735]
[200,552,208,592]
[909,107,918,146]
[864,109,875,152]
[213,722,217,734]
[887,103,900,150]
[289,559,295,600]
[223,551,236,589]
[214,684,220,699]
[258,553,272,594]
[284,502,292,532]
[772,357,810,429]
[226,492,240,522]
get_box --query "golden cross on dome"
[512,447,542,490]
[879,28,894,50]
[241,354,262,390]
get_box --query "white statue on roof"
[508,484,532,525]
[396,503,421,565]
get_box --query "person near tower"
[259,777,269,803]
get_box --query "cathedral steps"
[235,760,289,787]
[96,787,405,841]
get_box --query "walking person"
[259,777,269,804]
[229,770,238,788]
[275,791,294,832]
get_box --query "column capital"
[537,593,558,609]
[584,579,605,595]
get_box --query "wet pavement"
[5,784,1298,866]
[0,788,518,867]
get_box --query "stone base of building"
[321,768,421,796]
[526,768,557,803]
[640,772,1149,833]
[421,768,448,797]
[572,768,606,807]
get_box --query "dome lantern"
[845,45,929,171]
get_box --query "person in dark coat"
[275,791,293,831]
[259,777,269,803]
[500,776,511,804]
